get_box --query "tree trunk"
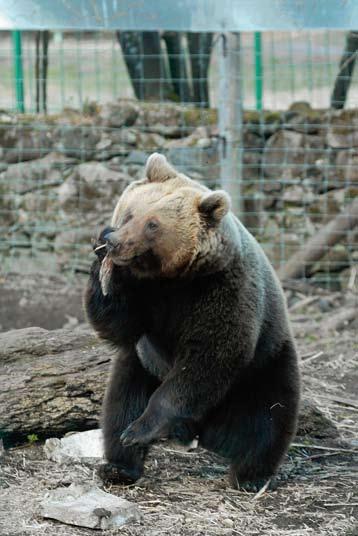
[162,31,191,102]
[331,31,358,109]
[35,30,50,113]
[0,326,340,447]
[187,32,213,108]
[117,31,172,101]
[0,326,112,445]
[279,197,358,281]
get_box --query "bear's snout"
[105,231,122,253]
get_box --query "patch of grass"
[27,434,39,444]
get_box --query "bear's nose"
[105,232,122,252]
[99,226,115,244]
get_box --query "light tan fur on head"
[108,154,231,277]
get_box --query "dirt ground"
[0,287,357,536]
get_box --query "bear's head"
[102,153,231,279]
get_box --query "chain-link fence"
[0,29,357,290]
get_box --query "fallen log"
[0,326,338,445]
[322,306,357,333]
[0,325,112,443]
[279,197,358,281]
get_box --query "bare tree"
[187,32,213,107]
[117,31,213,106]
[116,31,173,101]
[331,31,358,109]
[35,30,50,113]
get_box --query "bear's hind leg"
[100,345,159,484]
[201,387,298,492]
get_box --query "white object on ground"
[41,483,142,529]
[44,429,104,465]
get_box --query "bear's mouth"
[112,249,161,273]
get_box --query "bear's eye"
[122,212,133,225]
[146,220,159,233]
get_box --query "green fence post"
[12,30,25,113]
[254,32,263,111]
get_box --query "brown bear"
[84,153,300,491]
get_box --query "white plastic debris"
[41,483,141,529]
[44,429,104,465]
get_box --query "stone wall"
[0,100,357,288]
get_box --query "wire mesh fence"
[0,29,357,290]
[1,30,358,112]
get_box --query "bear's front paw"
[120,416,167,447]
[97,462,142,485]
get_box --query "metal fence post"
[12,30,25,113]
[254,32,263,111]
[218,32,243,219]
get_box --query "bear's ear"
[199,190,231,223]
[145,153,177,183]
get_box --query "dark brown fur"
[84,154,300,490]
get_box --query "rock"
[54,125,101,159]
[242,151,262,181]
[41,483,141,529]
[0,122,53,163]
[1,152,73,195]
[166,141,220,186]
[137,103,184,137]
[125,150,150,166]
[0,152,74,224]
[327,109,358,148]
[242,129,265,150]
[135,131,166,150]
[308,189,345,224]
[0,272,85,332]
[57,162,130,212]
[100,100,139,128]
[297,399,339,440]
[336,149,358,182]
[111,128,138,146]
[263,130,324,178]
[53,228,98,272]
[164,127,210,149]
[137,103,216,137]
[223,518,234,528]
[95,137,112,151]
[95,129,143,160]
[282,185,315,206]
[44,429,104,465]
[243,192,267,232]
[283,102,323,134]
